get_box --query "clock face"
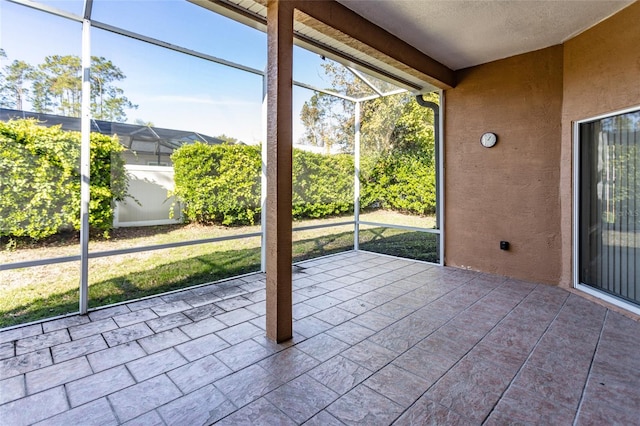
[481,132,497,148]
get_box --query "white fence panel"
[114,165,182,227]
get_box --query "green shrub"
[293,150,354,218]
[0,119,127,240]
[360,152,436,215]
[172,144,355,226]
[172,143,262,226]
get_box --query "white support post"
[260,72,268,273]
[354,101,361,250]
[79,18,91,314]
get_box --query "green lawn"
[0,211,437,328]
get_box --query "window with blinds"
[579,108,640,306]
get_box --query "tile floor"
[1,251,639,425]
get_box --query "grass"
[0,211,436,328]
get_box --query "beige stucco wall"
[559,1,640,289]
[444,46,564,284]
[443,2,640,287]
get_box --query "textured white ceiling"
[336,0,635,70]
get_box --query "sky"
[0,0,373,144]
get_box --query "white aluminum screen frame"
[572,104,640,316]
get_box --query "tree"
[298,61,436,156]
[1,60,34,110]
[90,56,137,121]
[0,53,136,122]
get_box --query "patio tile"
[125,297,164,312]
[424,354,515,422]
[51,334,107,363]
[215,308,257,326]
[87,342,146,372]
[308,355,372,395]
[66,365,135,407]
[293,302,321,319]
[294,316,333,338]
[121,410,164,426]
[137,327,190,354]
[215,295,253,311]
[327,384,404,425]
[15,329,70,355]
[304,295,343,311]
[68,318,118,340]
[245,301,267,315]
[214,364,283,408]
[304,410,345,426]
[157,385,236,425]
[392,347,455,385]
[364,363,430,407]
[371,300,416,319]
[26,357,92,394]
[33,397,117,426]
[265,374,339,423]
[112,309,158,327]
[0,386,68,426]
[161,289,197,303]
[102,322,154,347]
[351,310,398,331]
[108,375,181,423]
[313,306,356,326]
[0,374,25,404]
[511,364,585,410]
[489,384,575,425]
[167,355,233,393]
[88,305,130,321]
[393,396,466,426]
[325,320,376,345]
[416,325,477,358]
[215,339,275,371]
[295,286,329,300]
[216,397,295,425]
[338,297,376,315]
[183,292,222,308]
[174,332,229,361]
[342,339,398,371]
[575,396,640,426]
[216,321,263,345]
[182,303,226,321]
[0,341,14,360]
[180,316,226,339]
[258,347,320,382]
[369,316,436,353]
[145,312,191,333]
[244,289,267,303]
[126,348,187,382]
[295,333,350,362]
[42,316,89,333]
[0,349,52,380]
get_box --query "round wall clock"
[480,132,497,148]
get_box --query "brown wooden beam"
[295,1,455,89]
[265,0,294,343]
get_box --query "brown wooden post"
[265,0,294,342]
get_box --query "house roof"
[0,108,224,155]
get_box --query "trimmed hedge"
[0,119,127,240]
[293,150,354,218]
[172,143,262,226]
[172,143,356,226]
[172,142,435,226]
[360,152,436,215]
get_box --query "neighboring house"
[0,108,224,166]
[0,108,224,227]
